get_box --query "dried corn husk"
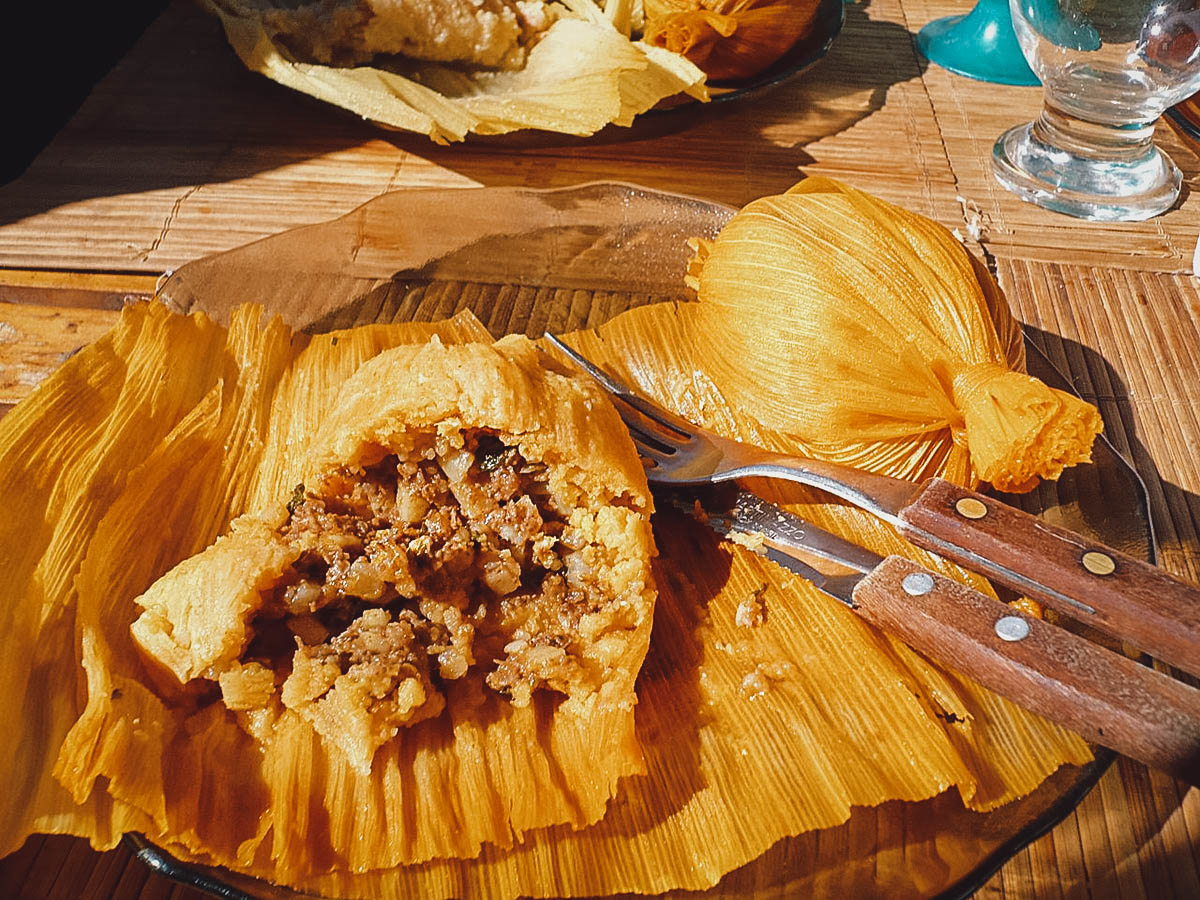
[683,177,1102,491]
[4,307,647,884]
[205,0,707,142]
[644,0,821,81]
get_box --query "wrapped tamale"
[683,177,1103,491]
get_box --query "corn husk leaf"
[205,0,707,142]
[644,0,822,81]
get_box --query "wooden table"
[1,1,1198,897]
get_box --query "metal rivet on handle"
[955,497,988,519]
[995,615,1030,642]
[1082,550,1116,576]
[901,572,935,596]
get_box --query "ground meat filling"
[241,430,601,736]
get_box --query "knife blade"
[672,487,1200,785]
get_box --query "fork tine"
[615,391,695,439]
[630,433,673,466]
[607,393,677,441]
[544,333,696,438]
[543,334,631,397]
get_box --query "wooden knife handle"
[899,477,1200,678]
[852,556,1200,785]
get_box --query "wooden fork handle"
[854,556,1200,784]
[898,478,1200,678]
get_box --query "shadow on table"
[0,0,925,226]
[1049,757,1199,899]
[1022,323,1200,586]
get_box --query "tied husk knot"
[949,361,1101,493]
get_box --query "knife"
[701,454,1200,682]
[683,488,1200,785]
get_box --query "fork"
[545,334,1200,677]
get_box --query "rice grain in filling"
[131,335,656,775]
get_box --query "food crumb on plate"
[735,583,768,628]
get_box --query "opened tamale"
[131,335,656,777]
[41,317,656,878]
[205,0,708,141]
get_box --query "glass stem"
[1033,99,1158,164]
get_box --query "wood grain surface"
[1,0,1199,898]
[898,478,1200,677]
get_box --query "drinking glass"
[992,0,1200,220]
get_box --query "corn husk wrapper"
[0,180,1095,896]
[205,0,708,143]
[683,177,1103,492]
[5,308,645,883]
[644,0,821,81]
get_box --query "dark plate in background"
[651,0,846,111]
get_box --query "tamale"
[131,335,657,777]
[205,0,708,141]
[14,307,650,881]
[684,177,1103,491]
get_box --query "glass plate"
[143,182,1153,900]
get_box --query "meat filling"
[236,430,608,761]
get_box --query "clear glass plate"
[144,181,1152,900]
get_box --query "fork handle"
[898,478,1200,678]
[854,556,1200,784]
